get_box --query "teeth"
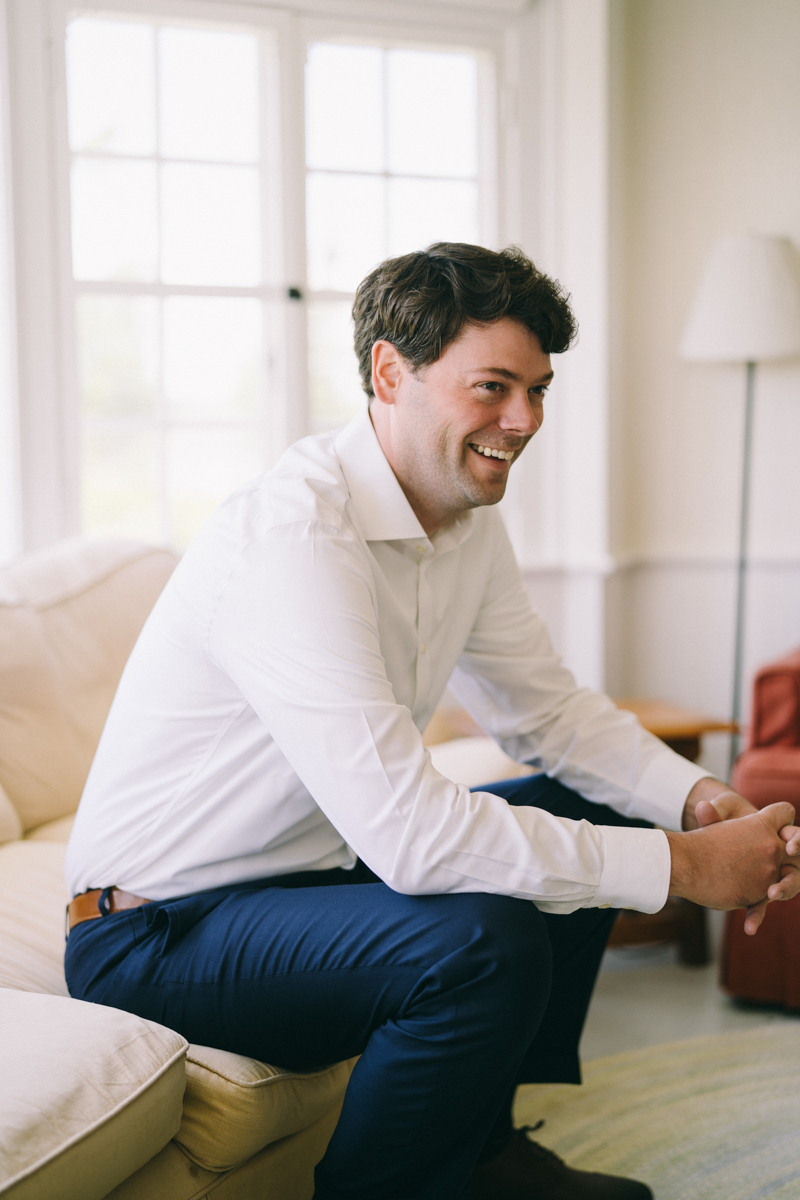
[473,444,514,461]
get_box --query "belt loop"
[98,886,114,917]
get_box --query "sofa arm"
[731,746,800,809]
[749,649,800,749]
[0,989,186,1200]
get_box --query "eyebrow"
[468,367,555,385]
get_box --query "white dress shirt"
[66,407,709,912]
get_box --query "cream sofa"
[0,536,531,1200]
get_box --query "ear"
[371,340,405,406]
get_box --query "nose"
[498,388,544,436]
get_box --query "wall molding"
[216,0,533,25]
[0,0,20,567]
[518,553,800,574]
[518,558,615,577]
[515,552,800,595]
[612,551,800,571]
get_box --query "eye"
[530,385,549,396]
[479,381,503,393]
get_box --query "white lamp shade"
[680,234,800,363]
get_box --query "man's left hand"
[682,776,800,933]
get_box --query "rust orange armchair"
[720,648,800,1010]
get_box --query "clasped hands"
[667,776,800,936]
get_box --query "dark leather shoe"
[471,1126,653,1200]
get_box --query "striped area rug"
[514,1025,800,1199]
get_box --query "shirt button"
[415,544,426,554]
[598,904,611,909]
[421,642,427,654]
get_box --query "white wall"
[501,0,613,691]
[607,0,800,767]
[0,0,20,567]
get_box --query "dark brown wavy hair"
[352,242,577,397]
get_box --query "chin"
[463,481,508,509]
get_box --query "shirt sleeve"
[207,518,672,914]
[447,517,712,911]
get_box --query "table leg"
[608,899,710,966]
[677,899,709,965]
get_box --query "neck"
[368,404,453,536]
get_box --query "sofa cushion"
[24,814,75,843]
[428,735,537,788]
[176,1045,356,1172]
[0,537,177,832]
[0,841,70,995]
[0,781,22,844]
[105,1105,345,1200]
[0,988,186,1200]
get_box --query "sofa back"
[748,648,800,749]
[0,538,177,834]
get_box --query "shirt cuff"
[593,825,671,913]
[634,751,714,831]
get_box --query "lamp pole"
[729,360,756,776]
[680,236,800,776]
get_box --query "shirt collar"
[334,406,426,541]
[334,405,475,550]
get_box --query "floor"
[580,917,799,1062]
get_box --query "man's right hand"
[665,801,799,934]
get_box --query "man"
[65,244,800,1200]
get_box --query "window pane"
[387,178,478,258]
[81,428,161,541]
[161,163,260,285]
[159,28,258,163]
[306,44,383,172]
[306,172,384,291]
[308,301,364,433]
[71,158,158,281]
[164,297,262,419]
[167,427,264,549]
[66,18,156,155]
[387,51,477,179]
[77,295,158,417]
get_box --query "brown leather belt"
[67,887,153,933]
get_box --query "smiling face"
[368,317,553,534]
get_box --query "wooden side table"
[613,698,736,763]
[608,698,737,966]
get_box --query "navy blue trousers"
[65,775,649,1200]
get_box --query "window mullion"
[50,0,83,541]
[152,22,170,547]
[278,12,309,451]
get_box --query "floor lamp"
[679,234,800,777]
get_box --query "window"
[65,15,279,548]
[305,42,481,432]
[36,3,499,551]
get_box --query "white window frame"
[5,0,530,552]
